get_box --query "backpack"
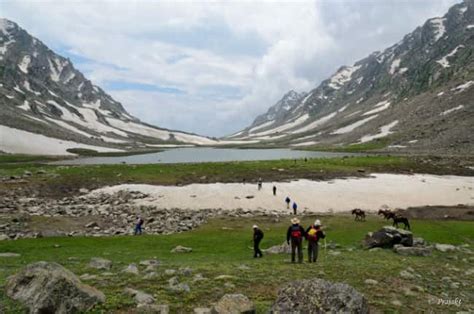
[290,225,302,239]
[307,226,318,241]
[138,218,144,225]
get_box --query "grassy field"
[1,214,473,313]
[1,154,471,198]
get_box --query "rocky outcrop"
[270,279,368,313]
[263,242,291,254]
[212,294,255,314]
[5,262,105,313]
[363,226,413,248]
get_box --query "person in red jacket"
[306,219,326,263]
[286,218,305,263]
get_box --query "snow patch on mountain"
[18,100,29,111]
[45,117,93,138]
[437,45,465,68]
[389,58,401,75]
[328,65,361,90]
[358,120,399,143]
[290,141,319,147]
[248,120,275,134]
[0,125,123,155]
[292,112,337,134]
[250,114,309,137]
[363,101,391,116]
[430,17,446,42]
[440,105,464,116]
[331,115,379,135]
[451,81,473,93]
[18,55,31,73]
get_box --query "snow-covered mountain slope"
[230,0,474,155]
[0,18,217,155]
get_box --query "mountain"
[230,0,474,154]
[0,18,217,155]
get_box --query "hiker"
[292,202,298,215]
[273,185,277,196]
[257,178,262,191]
[253,225,264,258]
[306,219,326,263]
[287,218,305,263]
[285,196,291,209]
[134,216,144,235]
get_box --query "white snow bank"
[389,58,401,75]
[451,81,473,93]
[440,105,464,116]
[363,101,391,116]
[358,120,399,143]
[90,174,474,212]
[18,55,31,74]
[250,114,309,137]
[328,65,361,90]
[430,17,446,42]
[248,120,275,134]
[436,45,464,68]
[332,115,379,135]
[291,112,337,134]
[290,141,318,147]
[0,125,123,155]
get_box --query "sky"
[2,0,461,137]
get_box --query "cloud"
[2,0,461,136]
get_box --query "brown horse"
[378,209,392,219]
[351,208,366,221]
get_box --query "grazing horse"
[388,213,411,230]
[351,208,366,221]
[378,209,392,219]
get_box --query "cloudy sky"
[2,0,460,137]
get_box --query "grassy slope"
[0,215,473,313]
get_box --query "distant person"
[304,157,308,162]
[257,178,262,191]
[306,219,326,263]
[273,185,277,196]
[253,225,264,258]
[243,178,246,184]
[292,202,298,215]
[287,218,305,263]
[134,216,144,235]
[285,196,291,209]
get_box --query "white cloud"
[2,0,460,136]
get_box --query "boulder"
[264,242,291,254]
[137,304,169,313]
[171,245,193,253]
[270,279,368,314]
[434,243,457,252]
[213,294,255,314]
[0,252,21,257]
[363,226,413,249]
[393,245,432,256]
[88,257,112,270]
[124,288,155,305]
[123,264,139,275]
[5,262,105,314]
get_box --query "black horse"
[387,212,411,230]
[378,209,392,219]
[351,208,366,221]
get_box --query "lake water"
[54,148,361,165]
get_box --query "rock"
[79,188,90,194]
[79,274,98,281]
[194,307,212,314]
[88,258,112,270]
[168,277,190,293]
[264,242,291,254]
[399,270,416,280]
[328,251,341,256]
[139,259,160,267]
[364,279,378,285]
[5,262,105,313]
[143,272,158,280]
[137,304,169,313]
[393,245,432,256]
[434,243,457,252]
[179,267,193,276]
[193,274,207,282]
[391,300,403,307]
[213,294,255,314]
[85,222,98,228]
[124,288,155,305]
[164,269,177,276]
[0,252,21,257]
[171,245,193,253]
[363,226,413,249]
[0,234,10,241]
[214,275,237,280]
[123,264,139,275]
[270,279,368,314]
[413,237,426,246]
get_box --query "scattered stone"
[270,279,368,313]
[413,237,426,246]
[5,262,105,313]
[434,243,457,252]
[171,245,192,253]
[264,242,291,254]
[193,274,207,282]
[245,195,254,199]
[179,267,193,276]
[393,244,432,256]
[391,300,403,307]
[143,272,158,280]
[168,277,190,293]
[238,264,250,271]
[88,258,112,270]
[399,270,416,280]
[364,226,413,249]
[364,279,378,285]
[139,259,160,267]
[214,275,237,280]
[123,264,139,275]
[80,274,98,281]
[85,222,98,228]
[224,282,236,289]
[0,252,21,257]
[79,188,90,194]
[137,304,170,313]
[194,307,212,314]
[164,269,177,276]
[124,288,155,305]
[328,251,341,256]
[0,234,10,241]
[213,294,255,314]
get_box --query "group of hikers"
[257,178,299,215]
[253,218,326,263]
